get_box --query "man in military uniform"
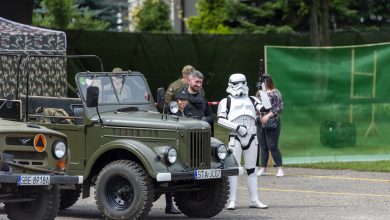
[164,65,205,103]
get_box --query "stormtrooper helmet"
[226,73,249,98]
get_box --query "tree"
[185,0,232,34]
[33,0,109,30]
[186,0,294,34]
[77,0,129,31]
[224,0,294,34]
[186,0,388,45]
[132,0,172,33]
[335,0,390,30]
[292,0,354,46]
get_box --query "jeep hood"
[99,111,210,130]
[0,119,66,137]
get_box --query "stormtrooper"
[217,73,271,210]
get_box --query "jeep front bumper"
[156,166,244,182]
[0,173,83,185]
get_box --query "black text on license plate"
[194,169,221,180]
[18,175,50,185]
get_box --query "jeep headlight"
[169,101,178,114]
[216,144,228,161]
[165,147,177,165]
[52,141,67,159]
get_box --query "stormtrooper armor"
[217,73,269,210]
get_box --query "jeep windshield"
[77,72,151,105]
[75,72,157,117]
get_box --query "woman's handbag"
[262,117,278,130]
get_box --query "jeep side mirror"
[0,94,13,110]
[86,86,99,107]
[5,94,13,109]
[156,87,165,113]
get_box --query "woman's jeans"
[257,120,283,167]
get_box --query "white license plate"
[194,169,221,180]
[18,175,50,186]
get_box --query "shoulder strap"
[226,96,231,115]
[249,96,256,106]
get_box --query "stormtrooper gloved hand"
[236,125,248,137]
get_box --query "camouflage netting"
[0,17,67,98]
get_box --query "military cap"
[175,88,189,100]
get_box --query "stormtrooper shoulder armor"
[217,97,228,119]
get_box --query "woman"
[164,90,189,215]
[173,89,189,117]
[256,75,284,177]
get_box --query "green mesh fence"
[265,43,390,163]
[64,30,390,163]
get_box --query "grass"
[285,160,390,172]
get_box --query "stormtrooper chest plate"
[227,97,256,121]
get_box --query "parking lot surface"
[0,167,389,220]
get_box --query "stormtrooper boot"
[227,176,238,210]
[247,175,268,209]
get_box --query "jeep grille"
[189,129,211,168]
[4,151,45,166]
[6,137,34,146]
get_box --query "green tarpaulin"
[265,43,390,163]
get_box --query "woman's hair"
[265,77,275,90]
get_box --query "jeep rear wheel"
[4,185,60,220]
[174,177,229,218]
[59,188,82,210]
[95,160,154,220]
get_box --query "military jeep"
[23,71,243,220]
[0,99,83,220]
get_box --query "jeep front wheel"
[4,185,60,220]
[95,160,154,220]
[174,177,229,218]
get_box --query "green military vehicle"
[0,99,83,220]
[23,71,243,220]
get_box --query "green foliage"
[134,0,172,33]
[33,0,109,30]
[68,7,110,30]
[186,0,389,34]
[78,0,129,31]
[186,0,294,34]
[286,161,390,172]
[337,0,390,30]
[186,0,232,34]
[34,0,73,29]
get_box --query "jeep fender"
[84,139,168,180]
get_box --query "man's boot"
[165,193,181,214]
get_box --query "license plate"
[18,175,50,185]
[194,169,221,180]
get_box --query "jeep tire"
[59,188,82,210]
[95,160,154,220]
[4,185,60,220]
[175,177,229,218]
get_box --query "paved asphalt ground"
[0,167,389,220]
